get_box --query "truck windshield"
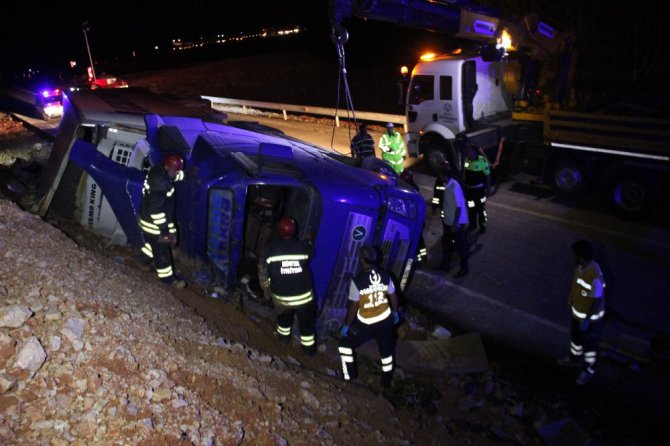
[408,75,434,105]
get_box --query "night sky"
[1,0,668,98]
[0,0,322,73]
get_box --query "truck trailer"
[35,88,425,325]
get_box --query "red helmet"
[163,154,184,171]
[277,217,297,239]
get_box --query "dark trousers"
[141,232,176,284]
[569,318,604,374]
[338,316,395,386]
[465,186,487,229]
[276,301,316,355]
[441,223,469,272]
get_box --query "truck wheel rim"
[614,181,645,212]
[556,167,581,192]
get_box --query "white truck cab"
[405,53,511,167]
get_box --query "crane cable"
[330,24,357,154]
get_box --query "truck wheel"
[552,157,589,196]
[424,143,448,173]
[610,172,657,219]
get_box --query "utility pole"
[82,22,96,82]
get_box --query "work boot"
[302,346,317,358]
[576,370,594,385]
[171,279,186,289]
[278,334,291,346]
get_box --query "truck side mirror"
[480,42,505,62]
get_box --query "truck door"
[407,74,437,130]
[461,60,478,130]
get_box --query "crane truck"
[330,0,670,219]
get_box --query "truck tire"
[551,157,589,197]
[610,172,657,219]
[424,143,449,174]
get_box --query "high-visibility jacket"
[569,260,606,321]
[262,238,315,307]
[464,155,491,188]
[349,267,395,324]
[139,165,183,237]
[379,131,406,174]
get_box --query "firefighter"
[379,122,406,174]
[259,217,317,357]
[558,240,606,385]
[138,153,186,288]
[338,246,400,388]
[463,144,492,233]
[350,122,376,160]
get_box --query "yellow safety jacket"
[569,261,606,321]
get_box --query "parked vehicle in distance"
[34,88,63,120]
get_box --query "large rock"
[0,305,32,328]
[12,336,47,372]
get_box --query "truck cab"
[37,88,425,324]
[406,53,511,168]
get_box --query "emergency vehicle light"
[420,52,437,62]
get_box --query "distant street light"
[81,22,97,82]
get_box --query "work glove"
[579,319,590,332]
[339,325,349,338]
[392,311,400,325]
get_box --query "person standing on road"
[558,239,606,385]
[259,217,317,357]
[350,122,376,160]
[434,163,469,277]
[139,153,186,289]
[463,144,492,233]
[338,246,400,388]
[379,122,406,174]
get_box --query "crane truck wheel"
[551,157,589,197]
[423,143,449,174]
[609,172,657,220]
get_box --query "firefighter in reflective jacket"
[338,246,399,388]
[463,145,491,233]
[138,154,186,288]
[259,217,317,356]
[379,122,406,174]
[558,240,606,386]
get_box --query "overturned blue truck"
[35,88,425,324]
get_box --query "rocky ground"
[0,94,661,445]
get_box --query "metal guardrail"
[200,95,406,131]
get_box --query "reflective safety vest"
[350,267,395,324]
[262,238,315,307]
[379,131,406,174]
[569,260,606,321]
[139,164,183,236]
[463,155,490,188]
